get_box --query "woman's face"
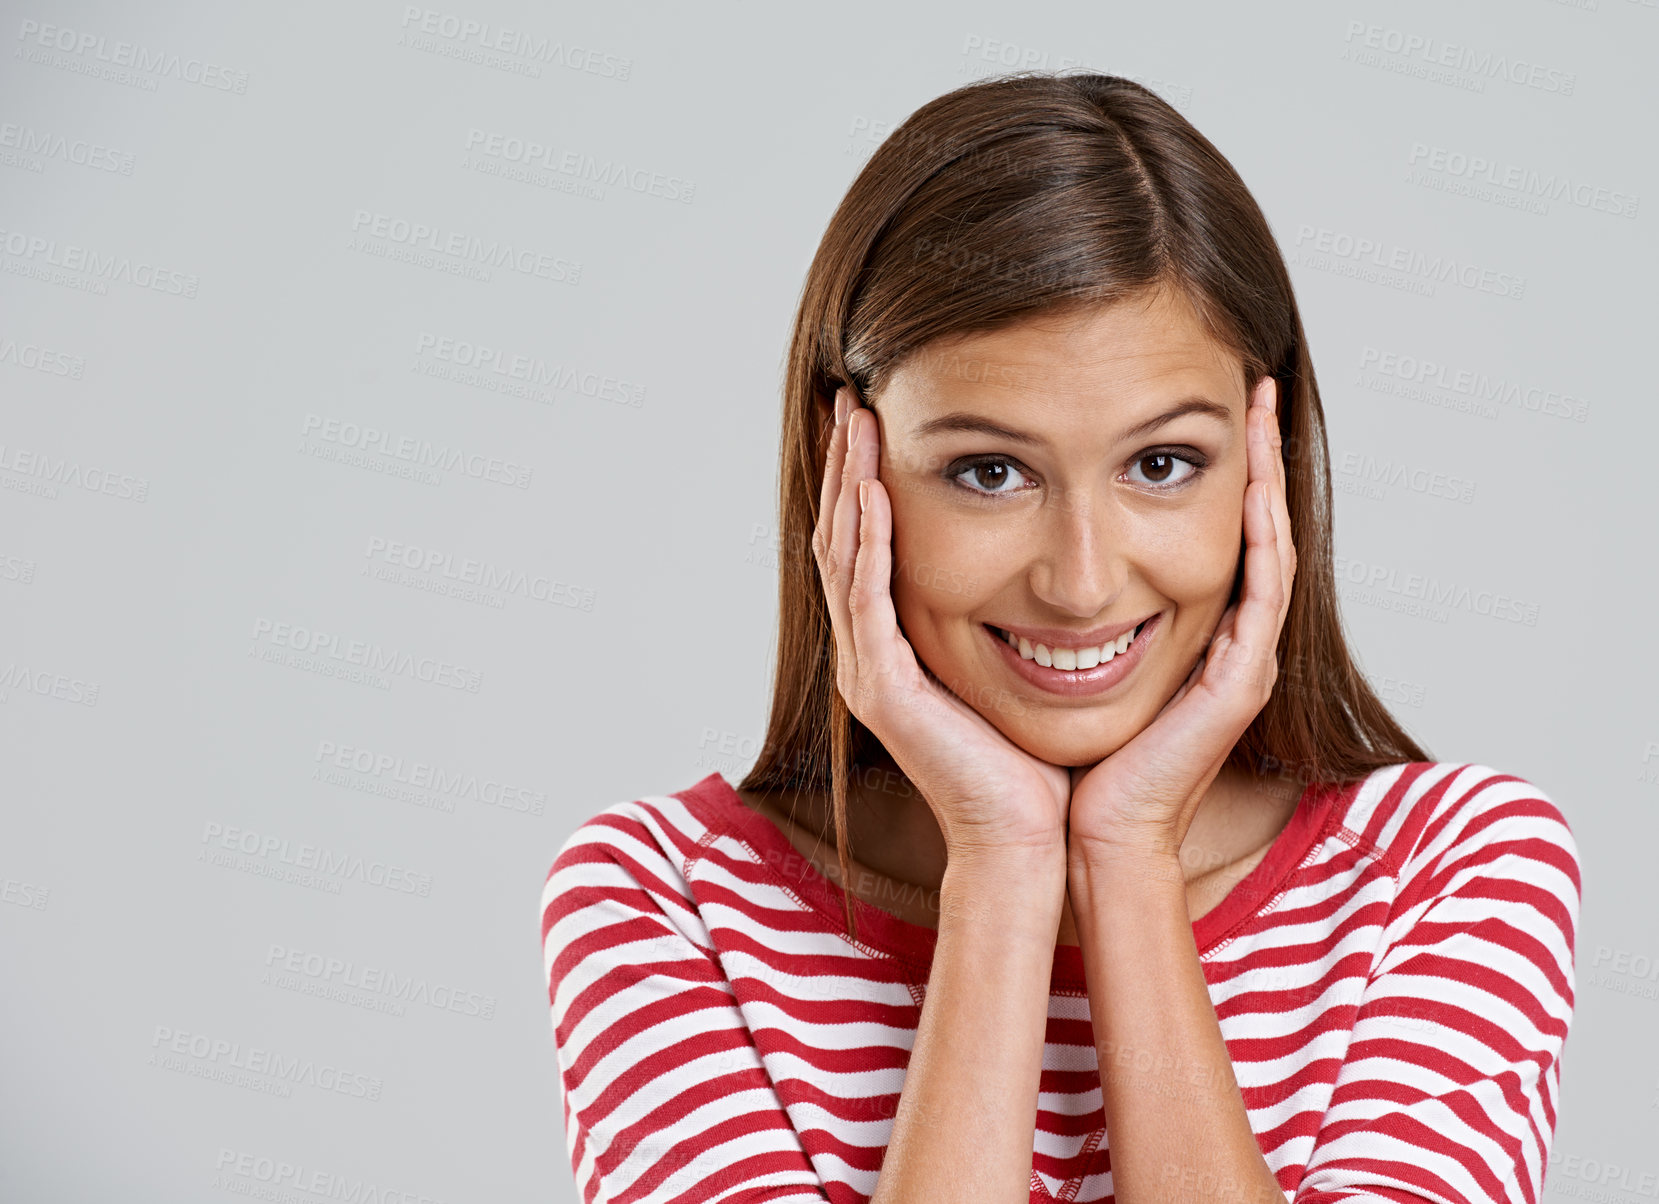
[872,284,1255,768]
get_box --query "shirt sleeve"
[541,804,831,1204]
[1293,767,1582,1204]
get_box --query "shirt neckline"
[677,769,1351,989]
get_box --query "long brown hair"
[737,70,1431,943]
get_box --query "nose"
[1026,486,1125,618]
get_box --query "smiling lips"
[983,612,1161,697]
[988,617,1153,670]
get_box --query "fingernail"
[849,409,862,448]
[834,388,848,426]
[858,479,869,513]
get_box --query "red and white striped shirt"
[541,761,1580,1204]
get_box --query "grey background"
[1,0,1654,1199]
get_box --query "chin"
[999,715,1138,770]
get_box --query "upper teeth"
[1001,622,1145,670]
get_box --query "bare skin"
[735,748,1301,942]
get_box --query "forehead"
[886,287,1241,410]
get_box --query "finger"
[837,403,882,575]
[816,386,849,561]
[1245,381,1279,504]
[828,402,877,668]
[1259,377,1286,491]
[815,387,857,674]
[1158,598,1234,717]
[1261,381,1296,607]
[1211,480,1284,701]
[849,477,906,709]
[1246,383,1295,618]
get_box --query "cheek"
[1124,481,1247,600]
[886,491,1009,621]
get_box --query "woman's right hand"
[812,384,1073,858]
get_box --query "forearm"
[870,845,1067,1204]
[1069,849,1284,1204]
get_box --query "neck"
[838,750,949,889]
[800,754,1293,892]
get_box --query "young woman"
[541,73,1581,1204]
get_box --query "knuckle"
[846,578,867,619]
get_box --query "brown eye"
[950,457,1031,496]
[1126,450,1206,491]
[1141,454,1176,483]
[972,463,1009,490]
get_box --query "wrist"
[1066,823,1181,865]
[946,836,1068,879]
[940,843,1067,926]
[1067,841,1186,891]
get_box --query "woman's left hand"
[1065,375,1298,861]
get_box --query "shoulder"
[1359,761,1576,866]
[546,786,708,880]
[1343,761,1581,929]
[541,776,737,950]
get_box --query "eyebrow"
[910,396,1235,446]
